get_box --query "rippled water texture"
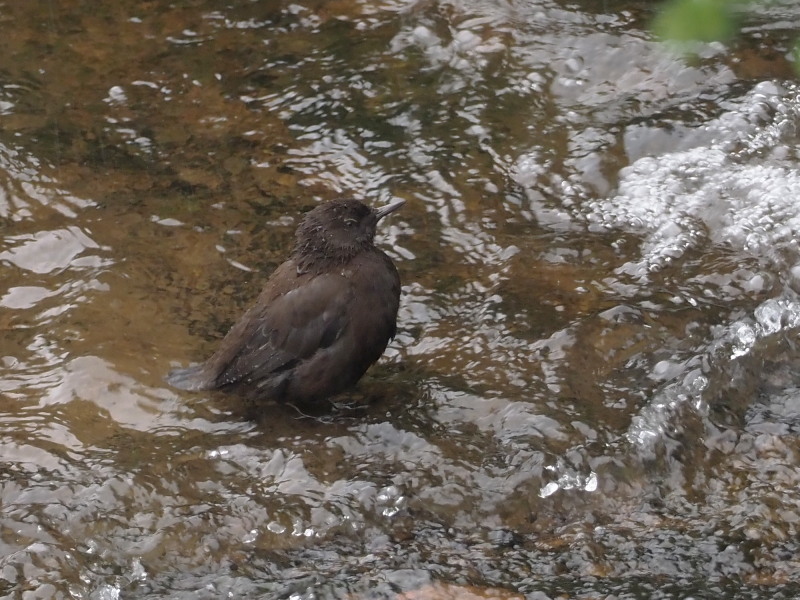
[4,0,800,598]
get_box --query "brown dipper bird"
[167,197,404,405]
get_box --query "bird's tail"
[166,364,212,391]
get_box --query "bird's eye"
[344,218,358,227]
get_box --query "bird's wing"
[212,272,354,388]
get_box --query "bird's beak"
[375,198,406,221]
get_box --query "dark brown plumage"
[167,197,404,406]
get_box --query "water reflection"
[3,0,800,597]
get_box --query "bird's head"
[293,198,404,271]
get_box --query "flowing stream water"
[3,0,800,598]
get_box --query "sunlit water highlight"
[2,0,800,598]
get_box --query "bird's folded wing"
[215,273,354,386]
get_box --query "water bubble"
[104,86,127,105]
[376,485,407,517]
[91,584,121,600]
[652,360,681,380]
[744,274,766,293]
[539,481,559,498]
[242,529,258,544]
[685,370,709,396]
[790,264,800,286]
[754,299,784,335]
[130,558,147,582]
[267,521,286,534]
[730,322,756,358]
[412,25,438,47]
[84,539,99,555]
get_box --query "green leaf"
[653,0,737,43]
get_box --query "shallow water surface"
[3,0,800,598]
